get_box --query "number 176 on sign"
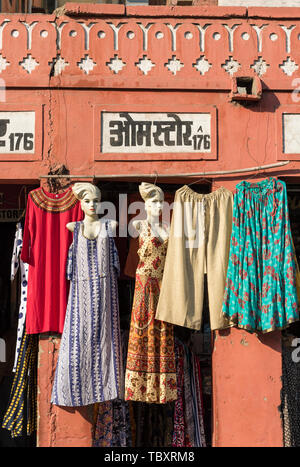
[8,132,34,151]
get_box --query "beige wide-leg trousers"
[155,185,233,331]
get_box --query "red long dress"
[21,187,83,334]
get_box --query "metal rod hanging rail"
[39,175,95,178]
[39,160,291,180]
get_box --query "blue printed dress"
[222,177,299,333]
[51,220,123,406]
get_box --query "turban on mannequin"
[72,183,101,201]
[139,182,164,201]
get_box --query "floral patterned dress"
[125,221,177,403]
[222,177,299,333]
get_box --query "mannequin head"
[72,183,101,217]
[139,182,164,221]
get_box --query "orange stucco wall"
[212,328,283,447]
[2,4,300,447]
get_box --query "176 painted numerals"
[192,134,211,151]
[8,133,34,151]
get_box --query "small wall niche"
[229,76,262,102]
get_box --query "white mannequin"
[67,183,118,239]
[133,183,169,242]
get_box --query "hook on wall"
[46,164,71,193]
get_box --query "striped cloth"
[2,329,38,438]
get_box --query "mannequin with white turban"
[51,182,123,407]
[124,182,177,403]
[133,182,169,242]
[67,182,118,238]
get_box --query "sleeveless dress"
[124,221,177,404]
[51,220,123,407]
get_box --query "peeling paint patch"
[240,337,249,346]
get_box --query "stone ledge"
[59,2,125,17]
[1,4,300,20]
[125,5,247,18]
[59,3,300,19]
[247,6,300,19]
[58,3,247,18]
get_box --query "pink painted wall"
[2,4,300,446]
[37,336,94,447]
[212,328,283,447]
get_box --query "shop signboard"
[0,112,35,154]
[94,105,218,161]
[0,209,24,222]
[277,107,300,161]
[0,104,43,162]
[101,112,212,154]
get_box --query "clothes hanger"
[232,166,277,195]
[187,175,224,191]
[187,175,213,187]
[16,209,25,224]
[153,171,158,186]
[242,166,272,185]
[45,165,72,193]
[16,185,28,223]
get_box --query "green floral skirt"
[222,177,299,333]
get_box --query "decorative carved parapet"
[0,5,300,89]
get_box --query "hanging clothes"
[172,339,206,448]
[191,352,206,447]
[21,187,83,334]
[222,177,299,333]
[124,220,177,404]
[2,328,38,438]
[293,243,300,306]
[93,399,132,447]
[156,185,233,331]
[92,329,133,447]
[51,220,123,407]
[10,222,29,372]
[93,401,114,447]
[95,332,206,447]
[281,337,300,447]
[183,348,195,447]
[172,340,191,447]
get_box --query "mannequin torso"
[67,186,118,239]
[67,219,118,239]
[133,219,169,243]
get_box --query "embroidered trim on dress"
[30,188,78,213]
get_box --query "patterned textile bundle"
[93,333,132,447]
[92,399,132,447]
[172,339,206,448]
[93,335,207,448]
[2,330,38,438]
[281,339,300,447]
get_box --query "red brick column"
[212,328,283,447]
[37,335,94,447]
